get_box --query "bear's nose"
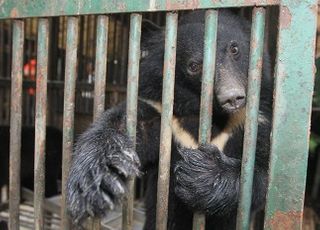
[218,89,246,111]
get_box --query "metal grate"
[0,1,318,230]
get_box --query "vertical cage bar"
[7,21,12,79]
[198,9,218,145]
[34,18,49,230]
[123,13,142,230]
[61,17,79,230]
[193,9,218,230]
[119,15,129,85]
[0,21,4,78]
[9,20,24,230]
[93,15,109,120]
[91,15,109,229]
[155,12,178,230]
[236,7,266,230]
[264,1,317,229]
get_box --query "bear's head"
[139,10,272,116]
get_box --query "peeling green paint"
[124,13,142,230]
[156,12,178,230]
[237,7,266,230]
[0,0,279,19]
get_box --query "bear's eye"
[229,42,239,56]
[187,62,202,75]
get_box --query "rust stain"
[251,38,258,51]
[166,0,200,10]
[244,0,279,4]
[117,2,127,11]
[243,0,256,5]
[265,210,302,230]
[256,58,263,70]
[10,8,19,17]
[280,6,292,29]
[309,4,318,17]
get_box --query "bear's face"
[175,20,250,114]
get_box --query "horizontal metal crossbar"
[0,0,279,19]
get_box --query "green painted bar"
[34,18,49,230]
[236,7,265,230]
[192,213,206,230]
[198,9,218,145]
[93,15,109,120]
[0,0,279,19]
[123,13,142,230]
[91,15,109,230]
[264,1,317,229]
[155,12,178,230]
[193,9,218,230]
[61,17,79,230]
[9,20,24,230]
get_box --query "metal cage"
[0,0,318,230]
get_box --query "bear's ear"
[142,19,162,33]
[141,19,163,58]
[141,19,162,41]
[141,19,162,45]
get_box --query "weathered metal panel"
[34,18,49,230]
[0,0,279,19]
[9,19,24,230]
[236,7,265,230]
[123,13,142,230]
[61,16,79,230]
[156,12,178,230]
[193,9,218,230]
[264,1,318,229]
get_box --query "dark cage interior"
[0,4,318,230]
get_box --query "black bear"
[0,126,62,198]
[66,10,272,230]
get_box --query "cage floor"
[0,195,146,230]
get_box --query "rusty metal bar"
[193,213,206,230]
[0,21,4,78]
[155,12,178,230]
[236,7,266,230]
[119,15,129,85]
[9,19,24,230]
[34,18,49,230]
[193,9,218,230]
[93,15,109,120]
[61,17,79,230]
[0,0,279,19]
[264,1,318,229]
[123,13,142,230]
[198,9,218,145]
[91,15,109,230]
[7,21,13,79]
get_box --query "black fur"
[0,126,62,197]
[66,10,272,229]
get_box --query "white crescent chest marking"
[139,98,245,151]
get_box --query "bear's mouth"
[220,99,246,114]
